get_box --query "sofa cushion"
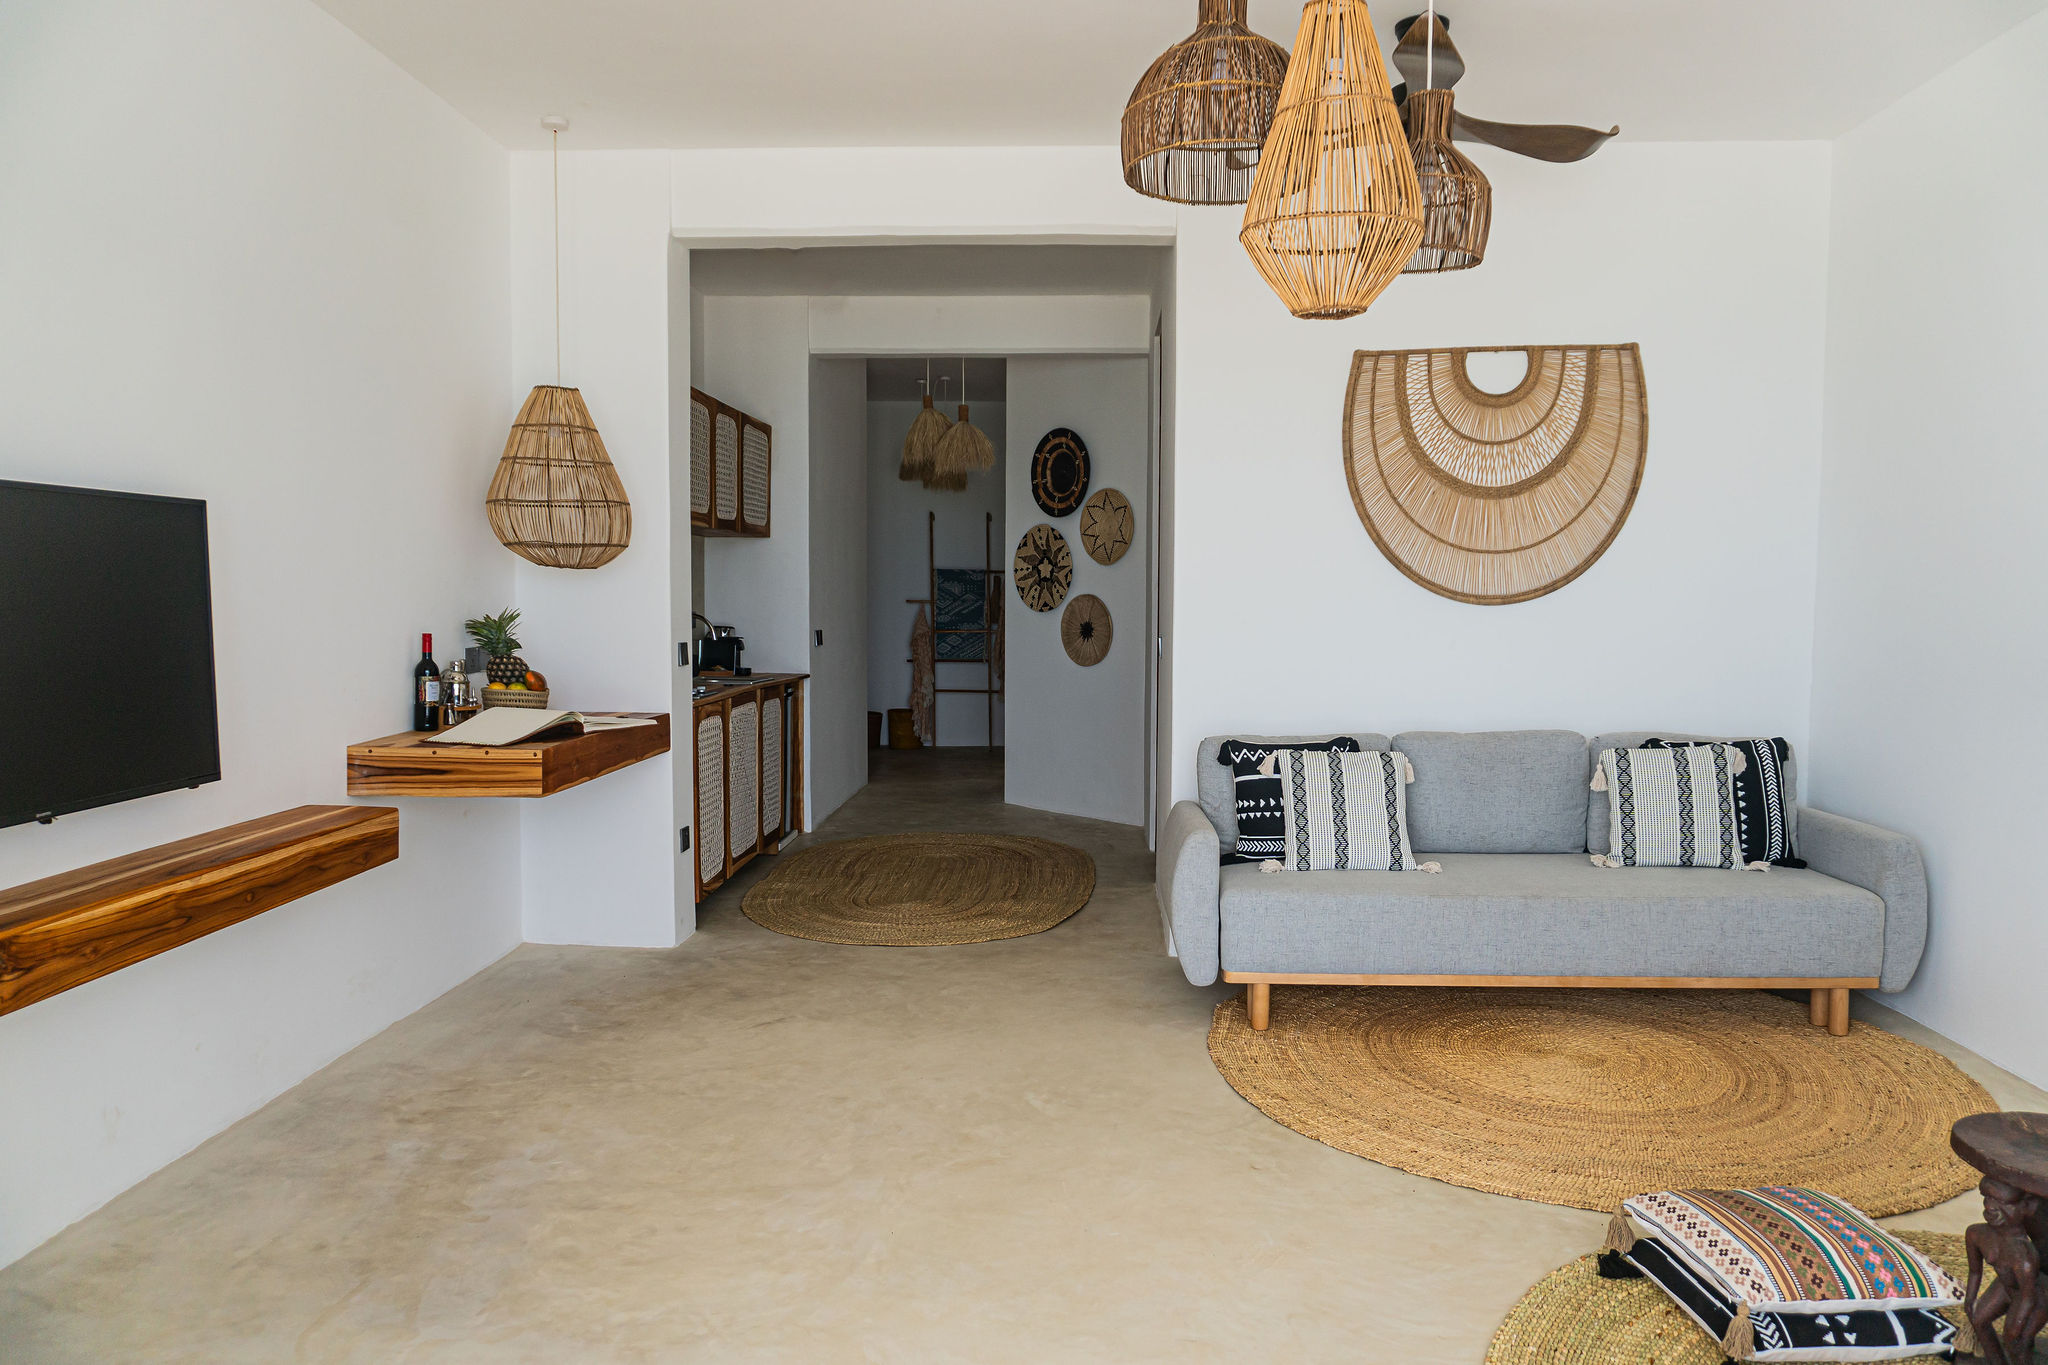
[1275,749,1419,871]
[1393,730,1588,854]
[1590,732,1800,855]
[1218,854,1882,979]
[1198,734,1390,850]
[1218,737,1363,862]
[1597,744,1746,869]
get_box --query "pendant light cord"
[552,126,562,385]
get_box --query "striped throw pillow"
[1269,749,1417,872]
[1597,744,1746,869]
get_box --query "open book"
[430,709,656,747]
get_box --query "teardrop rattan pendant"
[487,120,631,570]
[1122,0,1290,206]
[1240,0,1424,320]
[486,384,632,569]
[1403,88,1491,273]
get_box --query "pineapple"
[464,608,528,685]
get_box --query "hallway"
[4,751,2038,1362]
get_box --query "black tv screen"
[1,480,222,828]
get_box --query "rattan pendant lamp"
[1402,8,1490,273]
[930,357,995,488]
[486,118,632,569]
[900,359,950,483]
[1121,0,1290,205]
[1240,0,1424,320]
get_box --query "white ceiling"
[313,0,2047,150]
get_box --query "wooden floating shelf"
[0,805,400,1017]
[346,713,671,799]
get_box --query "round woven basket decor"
[1486,1233,1975,1365]
[1207,988,1992,1215]
[742,834,1095,946]
[1061,594,1112,666]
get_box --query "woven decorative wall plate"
[1013,524,1073,613]
[1343,344,1649,605]
[1079,488,1134,565]
[1061,594,1113,666]
[1031,428,1092,517]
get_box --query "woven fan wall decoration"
[1343,344,1648,604]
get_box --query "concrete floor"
[4,747,2044,1363]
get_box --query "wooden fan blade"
[1391,14,1464,91]
[1452,110,1618,162]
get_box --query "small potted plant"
[464,608,549,708]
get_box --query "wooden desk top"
[691,673,809,711]
[347,713,671,799]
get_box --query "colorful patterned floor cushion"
[1593,744,1750,869]
[1268,748,1420,872]
[1608,1187,1964,1361]
[1216,738,1361,865]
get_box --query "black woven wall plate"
[1031,428,1092,517]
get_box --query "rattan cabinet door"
[727,700,759,860]
[713,408,740,531]
[760,686,784,843]
[689,390,714,531]
[695,707,726,890]
[739,416,772,537]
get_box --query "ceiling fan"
[1391,12,1619,163]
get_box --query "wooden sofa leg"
[1827,987,1851,1037]
[1810,988,1829,1028]
[1248,983,1271,1032]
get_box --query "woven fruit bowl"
[481,687,551,710]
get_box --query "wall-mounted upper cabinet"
[691,387,772,538]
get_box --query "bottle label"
[421,678,441,703]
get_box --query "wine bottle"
[413,633,441,731]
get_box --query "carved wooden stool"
[1952,1113,2048,1364]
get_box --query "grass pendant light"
[1402,9,1490,274]
[924,374,969,492]
[899,358,950,483]
[931,357,995,487]
[1239,0,1425,320]
[487,120,631,568]
[1121,0,1290,205]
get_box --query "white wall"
[1808,11,2048,1087]
[0,0,520,1267]
[1006,358,1152,825]
[808,359,870,819]
[867,399,1008,748]
[510,151,685,948]
[1168,142,1835,804]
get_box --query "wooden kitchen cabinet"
[691,674,806,898]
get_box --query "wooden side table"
[1951,1112,2048,1364]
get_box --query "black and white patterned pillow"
[1274,749,1417,872]
[1215,738,1362,866]
[1597,745,1746,869]
[1622,1236,1958,1362]
[1645,737,1802,867]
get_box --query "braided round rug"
[1486,1234,1987,1365]
[1207,987,1991,1214]
[741,834,1094,946]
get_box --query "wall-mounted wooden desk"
[0,805,399,1016]
[346,714,671,799]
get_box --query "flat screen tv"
[1,480,222,828]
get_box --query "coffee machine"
[695,619,746,675]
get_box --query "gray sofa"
[1156,731,1928,1036]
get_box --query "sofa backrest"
[1393,731,1590,854]
[1586,732,1800,854]
[1197,733,1391,850]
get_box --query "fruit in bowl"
[524,670,547,690]
[465,608,529,687]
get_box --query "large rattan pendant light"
[899,358,950,483]
[930,357,995,488]
[486,119,632,570]
[1121,0,1290,205]
[1402,8,1490,273]
[1240,0,1424,320]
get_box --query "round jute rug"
[741,833,1094,946]
[1207,987,1992,1215]
[1486,1233,1979,1365]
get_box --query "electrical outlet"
[679,827,690,854]
[815,629,824,647]
[678,642,689,668]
